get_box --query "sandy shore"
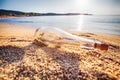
[0,23,120,80]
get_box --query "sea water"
[0,15,120,35]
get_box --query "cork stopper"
[94,43,109,51]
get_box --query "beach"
[0,23,120,80]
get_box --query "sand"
[0,23,120,80]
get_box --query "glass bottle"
[34,27,108,50]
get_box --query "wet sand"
[0,23,120,80]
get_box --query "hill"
[0,9,92,18]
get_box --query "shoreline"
[1,21,120,36]
[0,23,120,79]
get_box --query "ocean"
[0,15,120,35]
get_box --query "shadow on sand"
[40,47,86,79]
[23,43,89,79]
[0,43,118,79]
[29,43,117,80]
[0,45,25,66]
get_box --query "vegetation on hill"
[0,9,41,16]
[0,9,92,17]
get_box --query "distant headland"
[0,9,92,18]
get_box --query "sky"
[0,0,120,15]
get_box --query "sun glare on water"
[77,15,84,31]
